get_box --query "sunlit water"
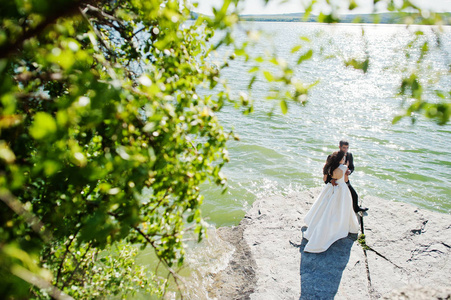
[139,22,451,298]
[201,22,451,228]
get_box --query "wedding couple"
[303,140,368,253]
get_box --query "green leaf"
[349,0,358,10]
[43,160,60,176]
[435,90,446,99]
[344,58,370,73]
[263,71,274,82]
[280,100,288,114]
[248,75,257,90]
[291,45,302,54]
[29,112,57,140]
[392,115,403,124]
[297,49,313,65]
[318,12,340,23]
[248,66,259,73]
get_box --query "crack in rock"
[362,249,374,298]
[408,242,451,262]
[366,246,404,270]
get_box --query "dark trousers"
[346,181,359,212]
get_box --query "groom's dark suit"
[324,153,360,213]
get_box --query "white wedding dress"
[303,164,360,253]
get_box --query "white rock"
[209,188,451,300]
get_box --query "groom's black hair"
[339,140,349,147]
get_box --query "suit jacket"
[324,152,354,184]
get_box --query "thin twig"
[62,242,92,289]
[87,248,100,287]
[79,6,116,61]
[84,4,123,24]
[132,27,146,38]
[133,226,186,300]
[148,190,170,214]
[56,227,82,284]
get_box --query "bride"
[303,150,360,253]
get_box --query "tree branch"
[79,6,117,62]
[0,189,52,242]
[84,4,124,25]
[56,227,82,285]
[0,1,84,59]
[133,226,186,300]
[62,242,92,289]
[10,265,74,300]
[148,190,170,214]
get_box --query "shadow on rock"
[298,226,357,300]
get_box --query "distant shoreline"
[190,12,451,25]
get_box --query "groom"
[324,140,368,213]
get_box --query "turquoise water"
[200,22,451,227]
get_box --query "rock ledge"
[210,188,451,299]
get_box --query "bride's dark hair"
[323,151,346,176]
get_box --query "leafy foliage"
[0,0,243,298]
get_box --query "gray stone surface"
[209,188,451,299]
[382,285,451,299]
[363,195,451,298]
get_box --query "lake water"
[200,22,451,228]
[141,22,451,298]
